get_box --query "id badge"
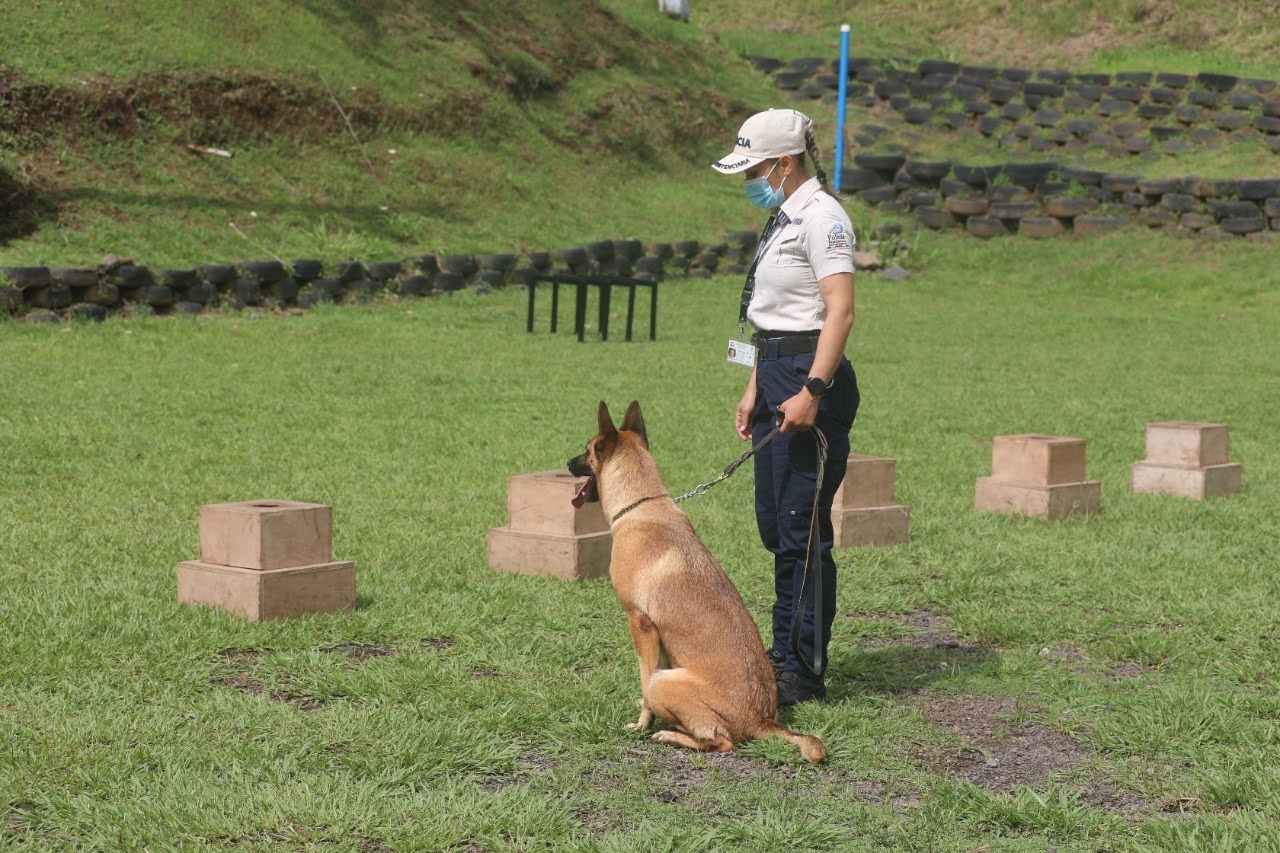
[726,337,756,368]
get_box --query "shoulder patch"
[826,222,851,251]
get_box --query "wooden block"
[991,434,1087,485]
[832,504,910,547]
[975,477,1101,519]
[1144,422,1230,467]
[832,455,897,509]
[177,560,355,621]
[487,526,612,581]
[1131,461,1242,499]
[506,471,607,536]
[199,500,332,570]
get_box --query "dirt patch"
[478,754,557,793]
[421,636,457,652]
[910,693,1158,818]
[911,694,1090,793]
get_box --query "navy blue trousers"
[750,345,859,677]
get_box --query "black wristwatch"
[804,376,832,397]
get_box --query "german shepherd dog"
[568,401,825,763]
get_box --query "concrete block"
[199,500,332,570]
[975,477,1101,519]
[832,454,897,509]
[1131,461,1242,499]
[177,560,355,621]
[832,504,911,547]
[991,434,1087,485]
[488,526,612,581]
[1143,421,1230,467]
[506,471,608,536]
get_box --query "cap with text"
[711,109,811,175]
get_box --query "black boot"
[776,668,826,706]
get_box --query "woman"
[711,108,860,706]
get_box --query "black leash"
[672,420,829,679]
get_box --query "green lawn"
[3,228,1279,849]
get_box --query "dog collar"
[610,494,667,524]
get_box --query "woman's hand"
[778,389,819,433]
[735,377,757,440]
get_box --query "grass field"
[3,228,1279,850]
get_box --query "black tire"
[1149,87,1183,105]
[24,310,60,323]
[1105,86,1143,103]
[290,259,324,280]
[142,285,173,307]
[904,159,952,181]
[240,260,285,283]
[672,241,700,257]
[853,152,906,172]
[162,269,200,289]
[918,59,959,76]
[50,268,98,287]
[1137,178,1185,196]
[1196,72,1238,92]
[857,185,899,204]
[0,266,51,289]
[1076,73,1112,85]
[693,252,719,270]
[645,243,674,260]
[903,106,933,124]
[27,283,72,309]
[79,282,120,306]
[584,241,614,262]
[1137,104,1174,120]
[611,239,645,262]
[774,71,808,91]
[1003,162,1058,188]
[987,84,1018,105]
[474,270,506,288]
[201,264,236,285]
[275,277,299,303]
[398,275,433,297]
[1221,217,1266,235]
[187,282,217,305]
[966,216,1008,238]
[402,254,439,275]
[1024,81,1063,98]
[1187,90,1222,108]
[435,272,465,292]
[70,304,109,322]
[953,164,1002,187]
[1043,197,1098,218]
[233,280,262,305]
[916,206,956,229]
[1208,200,1261,220]
[336,261,368,282]
[366,261,403,280]
[906,190,939,208]
[174,301,203,316]
[747,55,784,74]
[635,256,665,274]
[310,279,343,302]
[1098,99,1133,116]
[556,247,588,268]
[1069,83,1104,101]
[1237,178,1280,200]
[1099,173,1141,193]
[1019,217,1064,238]
[524,251,552,270]
[1156,72,1190,89]
[977,115,1004,136]
[964,99,993,116]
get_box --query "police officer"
[712,108,859,705]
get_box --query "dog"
[567,400,825,763]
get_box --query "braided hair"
[802,121,843,202]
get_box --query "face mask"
[743,161,786,209]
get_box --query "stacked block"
[488,471,612,580]
[830,454,910,547]
[177,500,355,621]
[975,434,1101,519]
[1131,421,1242,499]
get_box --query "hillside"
[2,1,1280,266]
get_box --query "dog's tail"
[758,720,825,764]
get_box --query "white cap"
[711,108,811,175]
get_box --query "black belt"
[751,331,820,359]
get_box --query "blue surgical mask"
[743,161,786,209]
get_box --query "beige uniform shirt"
[746,177,856,333]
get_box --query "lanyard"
[737,211,790,327]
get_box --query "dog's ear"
[597,400,617,438]
[621,400,647,447]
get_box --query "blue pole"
[834,24,850,192]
